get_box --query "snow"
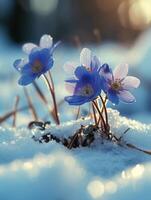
[0,109,151,200]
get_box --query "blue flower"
[63,48,103,75]
[13,35,59,86]
[101,64,140,104]
[64,48,104,105]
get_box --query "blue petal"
[38,49,51,64]
[107,89,119,105]
[18,74,36,86]
[29,48,42,62]
[13,59,22,70]
[13,59,27,72]
[99,63,111,73]
[74,66,89,79]
[41,57,54,73]
[65,95,88,105]
[21,63,32,74]
[65,78,78,83]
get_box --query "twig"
[126,143,151,155]
[0,106,29,124]
[76,106,80,120]
[68,126,84,149]
[12,96,20,127]
[23,88,38,120]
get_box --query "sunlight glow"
[87,180,104,198]
[121,164,144,180]
[105,181,117,194]
[129,0,151,29]
[131,164,144,179]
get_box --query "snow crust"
[0,109,151,200]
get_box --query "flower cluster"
[13,34,140,137]
[64,48,140,105]
[12,34,142,151]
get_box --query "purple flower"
[64,48,104,105]
[13,35,59,86]
[102,64,140,104]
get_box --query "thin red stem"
[92,103,97,126]
[43,74,60,125]
[99,95,108,125]
[97,96,108,125]
[48,71,54,90]
[92,101,106,131]
[12,96,20,127]
[76,106,80,120]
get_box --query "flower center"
[80,84,94,97]
[32,60,43,73]
[111,81,121,91]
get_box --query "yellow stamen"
[111,81,121,91]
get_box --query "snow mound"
[0,109,151,200]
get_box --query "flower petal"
[118,90,136,103]
[65,95,88,105]
[113,64,128,80]
[122,76,140,90]
[91,55,101,71]
[80,48,92,67]
[65,83,76,94]
[41,58,54,73]
[21,63,32,74]
[22,43,38,54]
[13,59,28,72]
[63,62,76,75]
[107,89,119,105]
[18,74,36,86]
[65,78,78,83]
[99,63,113,82]
[74,66,89,79]
[39,34,53,49]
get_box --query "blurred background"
[1,0,151,44]
[0,0,151,125]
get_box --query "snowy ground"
[0,109,151,200]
